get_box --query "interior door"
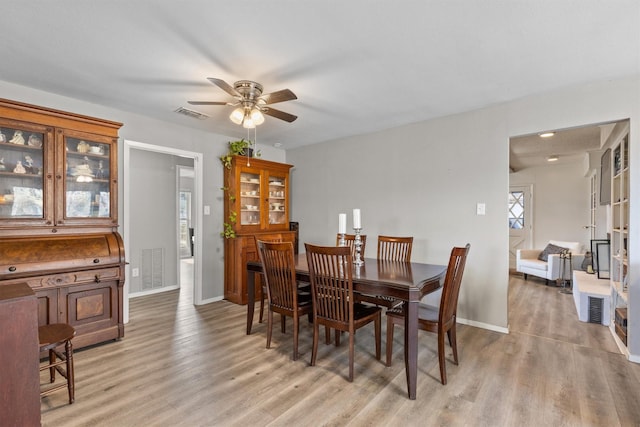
[509,185,532,269]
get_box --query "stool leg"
[66,340,75,404]
[49,349,56,383]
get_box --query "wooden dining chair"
[336,233,366,259]
[377,235,413,261]
[386,243,470,385]
[257,241,312,360]
[255,236,283,324]
[305,243,381,381]
[357,235,414,309]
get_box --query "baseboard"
[457,317,509,334]
[198,295,224,305]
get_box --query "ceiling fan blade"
[187,101,231,106]
[262,107,297,123]
[207,77,241,97]
[259,89,297,105]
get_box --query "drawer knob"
[95,274,101,283]
[93,258,100,264]
[8,266,16,272]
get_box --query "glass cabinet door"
[62,134,113,221]
[268,173,287,226]
[0,121,52,224]
[239,171,261,226]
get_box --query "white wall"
[287,76,640,357]
[510,161,590,250]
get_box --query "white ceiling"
[509,124,605,171]
[1,1,639,156]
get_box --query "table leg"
[246,270,256,335]
[404,300,418,400]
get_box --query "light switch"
[131,267,139,277]
[204,205,210,215]
[476,203,486,215]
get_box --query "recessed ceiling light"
[547,155,559,162]
[539,132,555,138]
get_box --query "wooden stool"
[39,323,76,404]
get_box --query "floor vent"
[141,248,164,290]
[588,296,603,324]
[174,106,209,120]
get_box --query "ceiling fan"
[188,78,297,128]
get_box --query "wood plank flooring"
[40,273,640,426]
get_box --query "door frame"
[123,140,204,323]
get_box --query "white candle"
[338,213,346,234]
[353,208,361,229]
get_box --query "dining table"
[246,255,447,400]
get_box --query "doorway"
[123,140,204,323]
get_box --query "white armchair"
[516,240,585,285]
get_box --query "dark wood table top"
[247,255,446,301]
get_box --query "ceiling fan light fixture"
[250,109,264,126]
[242,116,256,129]
[230,108,244,125]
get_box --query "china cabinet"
[0,99,119,234]
[0,98,125,349]
[223,156,295,304]
[609,128,630,352]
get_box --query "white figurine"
[9,130,25,145]
[0,131,6,142]
[0,157,5,170]
[13,160,26,174]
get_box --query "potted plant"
[220,139,260,169]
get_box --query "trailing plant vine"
[219,139,261,238]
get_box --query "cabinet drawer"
[1,267,120,289]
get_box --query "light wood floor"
[41,273,640,426]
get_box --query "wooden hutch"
[223,156,295,304]
[0,98,125,349]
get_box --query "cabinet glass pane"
[65,137,110,218]
[0,127,44,219]
[268,175,286,225]
[239,172,260,225]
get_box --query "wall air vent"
[174,107,209,120]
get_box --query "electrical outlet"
[476,203,486,215]
[132,267,139,277]
[204,205,211,215]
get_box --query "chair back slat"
[336,234,366,259]
[257,241,298,312]
[439,244,471,323]
[377,235,413,262]
[306,244,353,324]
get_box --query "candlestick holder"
[353,228,364,266]
[338,233,346,247]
